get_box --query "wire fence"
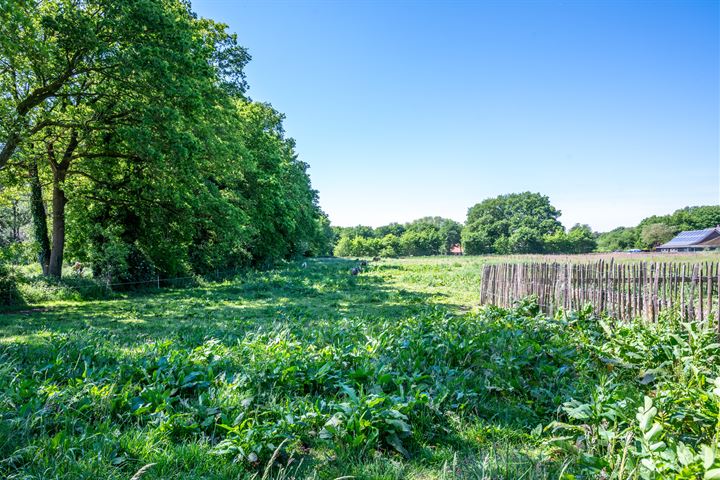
[0,265,250,306]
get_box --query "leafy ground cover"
[0,257,718,479]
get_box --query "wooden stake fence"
[480,260,720,329]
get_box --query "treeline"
[334,193,597,257]
[0,0,333,284]
[596,206,720,251]
[333,217,462,257]
[334,192,720,257]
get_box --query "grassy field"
[1,256,719,479]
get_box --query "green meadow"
[1,257,718,479]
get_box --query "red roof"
[450,244,463,254]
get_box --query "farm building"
[450,244,464,255]
[656,227,720,252]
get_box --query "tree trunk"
[46,130,78,279]
[29,160,51,275]
[47,168,67,278]
[11,201,19,241]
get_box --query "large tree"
[1,0,328,281]
[1,0,248,277]
[462,192,562,254]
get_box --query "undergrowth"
[0,258,717,479]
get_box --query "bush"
[88,226,158,288]
[0,262,22,307]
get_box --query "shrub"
[0,262,22,307]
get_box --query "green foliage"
[459,228,494,254]
[639,206,720,233]
[0,261,22,306]
[640,223,677,249]
[597,226,641,252]
[379,234,401,258]
[399,228,442,256]
[375,222,406,238]
[334,225,376,240]
[305,213,336,257]
[546,316,720,479]
[544,224,597,254]
[1,258,717,478]
[462,192,562,254]
[597,205,720,252]
[0,189,29,247]
[0,0,328,281]
[333,217,462,257]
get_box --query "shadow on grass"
[0,258,577,479]
[0,258,460,346]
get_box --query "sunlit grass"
[0,257,717,479]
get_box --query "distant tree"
[334,236,354,257]
[595,205,719,253]
[543,229,569,253]
[399,229,442,256]
[375,223,405,238]
[305,213,335,257]
[640,223,676,249]
[566,224,597,253]
[596,227,640,252]
[637,206,720,232]
[508,226,544,254]
[460,229,494,254]
[463,192,562,254]
[332,217,462,257]
[336,226,375,239]
[439,220,463,254]
[379,234,401,257]
[404,217,462,254]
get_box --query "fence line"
[0,266,249,304]
[480,260,720,330]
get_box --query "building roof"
[450,244,463,254]
[657,227,720,249]
[698,235,720,248]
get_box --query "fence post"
[157,275,160,289]
[479,260,720,325]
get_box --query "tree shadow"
[0,258,577,478]
[0,258,460,346]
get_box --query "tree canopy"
[0,0,331,281]
[596,206,720,251]
[333,217,463,257]
[462,192,564,254]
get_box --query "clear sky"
[192,0,719,232]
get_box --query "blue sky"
[192,0,719,232]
